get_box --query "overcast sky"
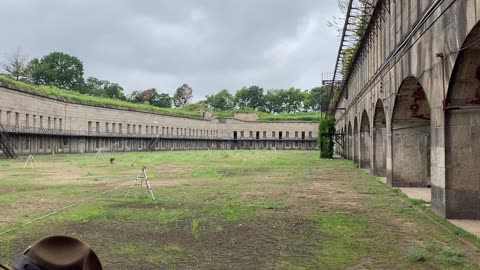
[2,0,341,100]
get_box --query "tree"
[205,89,235,110]
[104,83,126,100]
[173,84,193,107]
[304,86,329,112]
[319,116,336,158]
[157,93,172,108]
[234,86,265,110]
[263,89,282,113]
[263,88,304,113]
[2,46,29,80]
[129,88,172,108]
[279,87,305,113]
[83,77,126,100]
[26,52,84,91]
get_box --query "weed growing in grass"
[452,227,469,237]
[407,245,428,262]
[441,246,463,265]
[191,218,200,241]
[410,198,428,206]
[392,188,402,195]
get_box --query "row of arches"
[337,21,480,219]
[339,98,387,177]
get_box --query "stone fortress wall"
[333,0,480,219]
[0,83,318,155]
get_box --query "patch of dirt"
[2,216,323,269]
[345,257,375,270]
[293,181,366,206]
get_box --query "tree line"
[1,48,192,108]
[1,47,328,113]
[204,86,328,113]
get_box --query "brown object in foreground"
[11,235,102,270]
[109,157,115,164]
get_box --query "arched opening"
[360,110,371,169]
[373,99,386,176]
[347,122,353,160]
[343,125,347,158]
[340,127,345,156]
[353,117,359,164]
[443,22,480,219]
[391,77,431,187]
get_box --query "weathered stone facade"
[333,0,480,219]
[0,84,318,156]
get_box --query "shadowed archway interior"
[443,21,480,219]
[353,117,359,164]
[391,77,431,187]
[373,99,386,176]
[360,110,371,169]
[347,122,353,160]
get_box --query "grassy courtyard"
[0,150,479,269]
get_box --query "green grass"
[212,109,323,121]
[258,111,323,121]
[191,218,201,241]
[310,212,368,267]
[0,75,202,118]
[0,75,321,121]
[442,246,464,265]
[0,151,479,269]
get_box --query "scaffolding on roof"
[326,0,395,115]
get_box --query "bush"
[318,115,336,158]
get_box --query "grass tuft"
[191,218,200,241]
[441,246,463,265]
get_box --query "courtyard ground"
[0,150,479,269]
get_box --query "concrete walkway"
[385,183,480,238]
[400,188,431,202]
[449,220,480,237]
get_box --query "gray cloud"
[1,0,341,100]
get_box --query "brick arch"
[353,117,359,164]
[343,123,347,158]
[391,77,431,187]
[360,110,371,169]
[442,21,480,219]
[347,121,353,160]
[373,99,386,176]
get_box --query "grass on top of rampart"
[0,75,322,121]
[0,75,202,118]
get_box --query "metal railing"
[0,124,17,158]
[0,124,318,142]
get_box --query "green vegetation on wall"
[318,116,336,158]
